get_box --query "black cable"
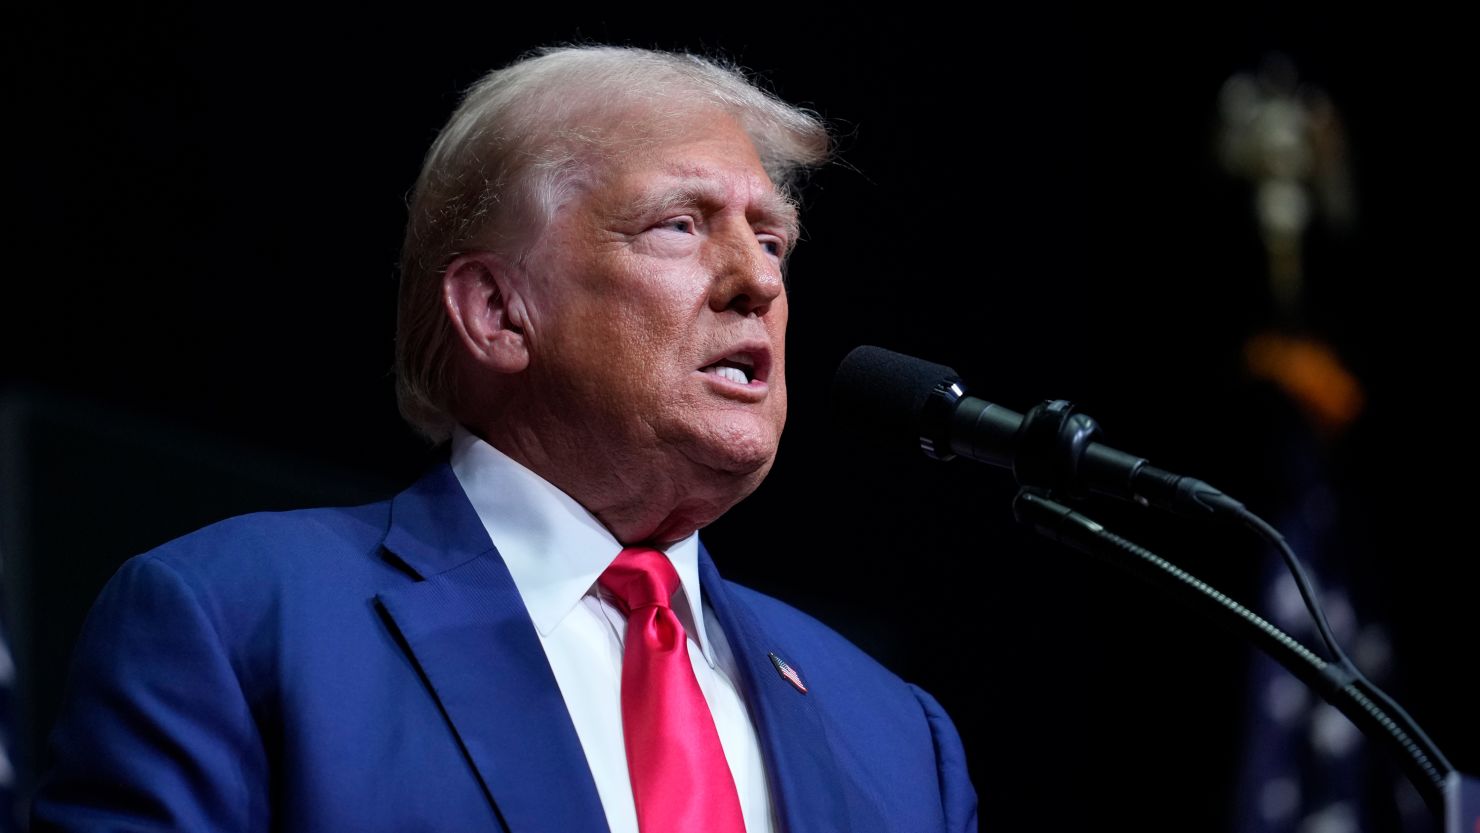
[1233,503,1454,777]
[1232,505,1350,666]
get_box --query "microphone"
[831,345,1239,518]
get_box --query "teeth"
[706,365,750,384]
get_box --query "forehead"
[584,117,792,219]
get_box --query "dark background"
[4,7,1475,830]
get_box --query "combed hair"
[395,45,831,443]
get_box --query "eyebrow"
[624,175,801,246]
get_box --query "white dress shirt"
[450,427,775,833]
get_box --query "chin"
[658,405,783,493]
[668,436,774,503]
[680,454,774,531]
[655,434,777,543]
[703,420,781,473]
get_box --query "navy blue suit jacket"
[34,464,977,832]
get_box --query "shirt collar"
[449,425,716,667]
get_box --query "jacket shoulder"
[102,499,402,648]
[138,500,392,581]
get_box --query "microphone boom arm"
[1013,488,1453,814]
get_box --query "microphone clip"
[1014,399,1103,500]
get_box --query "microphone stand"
[1012,488,1451,814]
[830,346,1473,821]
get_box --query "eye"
[758,235,786,258]
[657,217,695,234]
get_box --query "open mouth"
[701,355,755,385]
[699,347,770,386]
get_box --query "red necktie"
[599,546,747,833]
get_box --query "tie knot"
[598,546,681,613]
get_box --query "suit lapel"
[375,464,609,833]
[698,544,858,833]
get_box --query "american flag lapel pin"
[768,652,808,694]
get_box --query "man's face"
[515,114,794,510]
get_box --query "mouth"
[698,344,772,392]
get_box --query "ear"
[442,252,530,375]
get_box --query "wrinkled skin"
[445,113,796,544]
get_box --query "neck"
[465,421,738,546]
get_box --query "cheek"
[623,275,712,365]
[770,305,789,374]
[557,306,684,398]
[772,312,789,428]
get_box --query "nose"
[707,222,785,318]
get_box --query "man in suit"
[34,46,978,832]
